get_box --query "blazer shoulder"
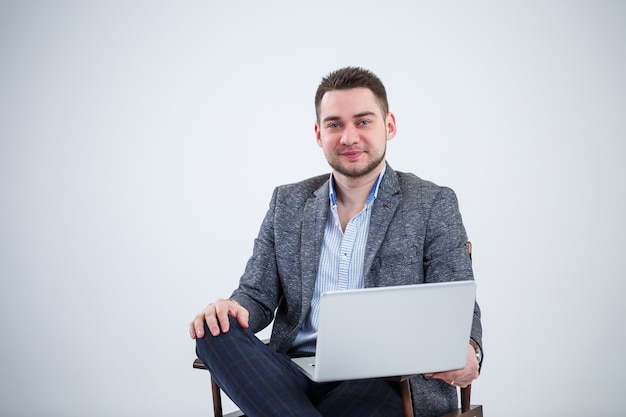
[275,173,329,201]
[392,170,454,198]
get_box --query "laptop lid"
[291,280,476,382]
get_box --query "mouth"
[340,150,365,161]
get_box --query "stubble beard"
[328,148,386,178]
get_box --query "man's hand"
[189,298,249,339]
[424,344,479,388]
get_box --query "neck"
[333,166,383,210]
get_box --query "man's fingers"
[214,299,232,334]
[195,317,205,338]
[235,304,250,329]
[189,299,250,339]
[189,322,198,339]
[214,298,249,334]
[205,303,223,336]
[428,368,475,388]
[425,344,479,387]
[189,306,213,339]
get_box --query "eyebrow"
[322,111,378,124]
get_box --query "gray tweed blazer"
[231,164,482,417]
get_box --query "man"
[190,67,483,417]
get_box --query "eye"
[358,120,371,126]
[327,123,340,129]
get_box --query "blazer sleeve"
[229,187,283,333]
[424,186,483,353]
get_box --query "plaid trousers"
[196,317,404,417]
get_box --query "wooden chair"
[193,242,483,417]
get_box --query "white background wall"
[1,1,624,416]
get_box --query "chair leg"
[399,379,414,417]
[460,386,470,413]
[211,377,223,417]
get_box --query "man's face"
[315,88,396,179]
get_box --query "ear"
[385,112,397,140]
[314,122,322,147]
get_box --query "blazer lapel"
[364,167,401,287]
[300,181,330,317]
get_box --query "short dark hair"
[314,66,389,122]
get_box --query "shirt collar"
[328,164,387,208]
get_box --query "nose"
[340,124,360,146]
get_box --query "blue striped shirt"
[291,166,386,353]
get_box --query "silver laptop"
[291,280,476,382]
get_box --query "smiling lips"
[340,149,365,161]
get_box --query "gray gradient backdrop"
[1,1,624,416]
